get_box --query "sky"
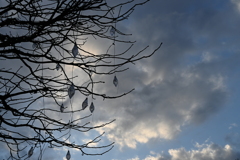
[1,0,240,160]
[89,0,240,159]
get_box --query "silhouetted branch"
[0,0,161,159]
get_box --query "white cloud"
[129,143,240,160]
[127,156,140,160]
[229,123,238,129]
[143,154,162,160]
[201,52,217,62]
[127,152,165,160]
[167,143,238,160]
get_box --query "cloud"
[89,0,240,149]
[1,0,240,159]
[166,143,240,160]
[225,132,240,149]
[94,52,227,148]
[130,143,240,160]
[127,157,140,160]
[231,0,240,12]
[168,144,239,160]
[229,123,238,129]
[143,154,163,160]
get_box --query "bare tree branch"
[0,0,162,159]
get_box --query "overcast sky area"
[1,0,240,160]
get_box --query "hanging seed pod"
[82,97,88,110]
[113,75,118,87]
[28,147,34,158]
[66,150,71,160]
[60,103,64,112]
[110,26,115,36]
[68,83,75,99]
[90,102,94,113]
[56,63,60,71]
[72,43,78,58]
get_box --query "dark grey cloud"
[88,0,240,149]
[94,56,228,147]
